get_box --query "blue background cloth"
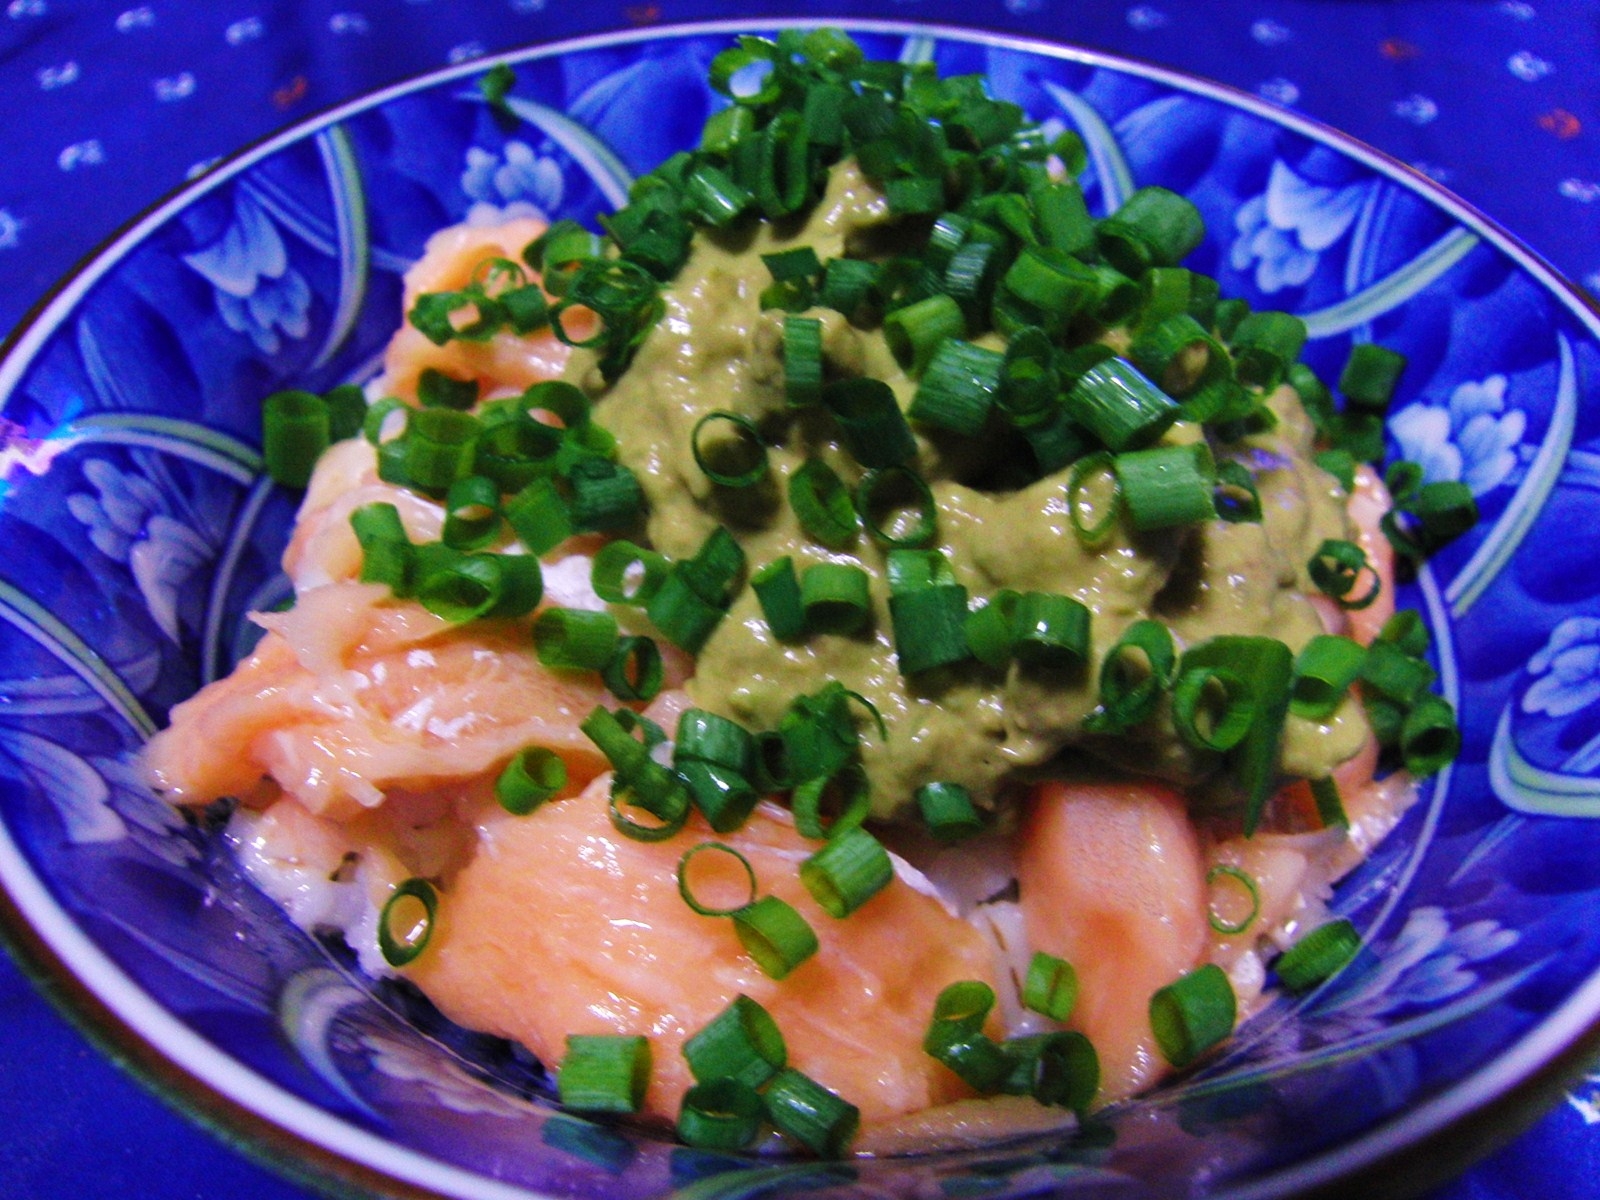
[1,2,1597,1197]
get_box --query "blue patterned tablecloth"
[0,2,1596,1197]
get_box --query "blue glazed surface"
[1,17,1599,1200]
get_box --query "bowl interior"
[2,19,1600,1200]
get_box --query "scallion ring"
[495,747,568,816]
[378,877,438,967]
[1205,864,1261,935]
[1309,538,1380,610]
[691,410,769,488]
[855,465,937,548]
[1172,665,1255,752]
[676,841,758,917]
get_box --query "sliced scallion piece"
[1149,963,1235,1068]
[558,1034,652,1114]
[889,582,971,675]
[908,339,1004,436]
[677,1079,763,1151]
[1084,618,1176,734]
[823,377,917,468]
[1096,186,1205,275]
[964,589,1020,669]
[591,540,671,606]
[263,390,330,488]
[692,410,768,488]
[1309,538,1379,610]
[496,746,568,815]
[1400,693,1461,776]
[1275,918,1361,993]
[1310,775,1348,829]
[1116,442,1217,531]
[442,475,501,551]
[1179,636,1294,834]
[602,635,662,702]
[732,896,818,981]
[1011,591,1092,670]
[914,781,983,842]
[1339,342,1407,414]
[676,841,758,917]
[1290,635,1366,720]
[683,993,787,1088]
[378,877,438,967]
[788,458,859,548]
[503,478,573,556]
[534,607,619,671]
[799,563,873,635]
[800,826,892,918]
[1205,864,1261,935]
[1021,952,1078,1021]
[1213,460,1262,524]
[751,556,806,642]
[855,465,937,548]
[791,763,871,841]
[1065,358,1181,452]
[783,315,824,407]
[762,1068,859,1157]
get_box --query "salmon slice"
[145,581,610,820]
[1015,780,1209,1101]
[405,779,1000,1125]
[382,219,573,404]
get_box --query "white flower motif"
[1256,77,1300,107]
[1523,618,1600,718]
[1389,374,1525,497]
[1507,50,1552,82]
[460,140,564,225]
[0,209,21,250]
[1251,19,1290,45]
[183,188,312,355]
[65,459,211,643]
[1229,160,1370,292]
[1392,94,1438,126]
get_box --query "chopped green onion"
[1290,635,1366,720]
[496,746,568,815]
[926,1028,1010,1093]
[751,557,806,642]
[677,1079,763,1151]
[908,339,1004,436]
[321,384,366,442]
[800,827,892,918]
[1066,452,1121,546]
[915,781,983,842]
[1275,918,1361,993]
[818,258,882,318]
[648,571,727,655]
[675,709,754,775]
[889,582,971,676]
[1360,640,1436,705]
[1315,448,1357,495]
[783,316,823,407]
[503,478,573,556]
[1382,480,1479,560]
[855,465,937,548]
[683,993,787,1089]
[692,410,768,488]
[823,377,916,468]
[1309,538,1380,610]
[534,607,619,671]
[1229,311,1307,392]
[1011,591,1092,670]
[1084,618,1176,734]
[417,368,480,411]
[1032,180,1095,257]
[762,1068,859,1157]
[1116,442,1217,531]
[558,1034,652,1114]
[799,563,873,635]
[413,548,505,623]
[676,841,758,917]
[791,763,871,841]
[788,458,859,548]
[263,390,331,488]
[1065,358,1182,452]
[732,896,818,980]
[567,458,644,532]
[363,396,408,446]
[1180,636,1294,834]
[1022,952,1078,1021]
[378,877,438,967]
[995,247,1095,337]
[592,540,671,606]
[1213,460,1262,524]
[678,760,759,833]
[1205,864,1261,935]
[1149,963,1235,1067]
[442,475,501,551]
[1004,1031,1099,1112]
[350,502,412,593]
[1339,343,1407,413]
[405,407,480,494]
[1400,693,1460,776]
[1172,665,1255,753]
[1096,186,1205,275]
[602,635,662,702]
[964,590,1020,669]
[474,416,562,491]
[1310,775,1348,829]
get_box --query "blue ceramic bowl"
[2,18,1598,1200]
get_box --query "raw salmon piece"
[145,581,609,820]
[382,219,572,404]
[405,780,1001,1126]
[1015,780,1209,1101]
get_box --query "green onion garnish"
[1096,186,1205,275]
[417,367,479,411]
[1309,538,1379,610]
[1290,635,1366,720]
[1205,864,1261,935]
[783,316,823,407]
[677,1079,763,1150]
[262,389,331,488]
[884,293,967,376]
[889,581,971,675]
[800,826,892,918]
[1149,963,1236,1068]
[800,562,873,635]
[915,781,984,842]
[822,377,917,468]
[788,458,859,548]
[1339,342,1407,413]
[683,993,787,1090]
[691,410,768,488]
[1116,442,1217,531]
[1213,460,1262,524]
[1229,310,1307,392]
[558,1034,652,1114]
[1022,952,1079,1021]
[591,539,671,606]
[791,763,871,841]
[495,746,568,816]
[442,475,501,551]
[601,635,662,702]
[1084,618,1175,734]
[1065,358,1182,453]
[1310,775,1348,829]
[1178,636,1294,834]
[751,556,806,642]
[762,1068,859,1157]
[503,478,574,556]
[855,465,938,548]
[1011,591,1092,670]
[1400,693,1461,776]
[732,895,818,981]
[676,841,758,917]
[534,607,619,671]
[378,877,438,967]
[908,339,1003,436]
[964,589,1020,669]
[1275,918,1361,993]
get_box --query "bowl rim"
[2,16,1599,1200]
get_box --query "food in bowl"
[143,30,1471,1156]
